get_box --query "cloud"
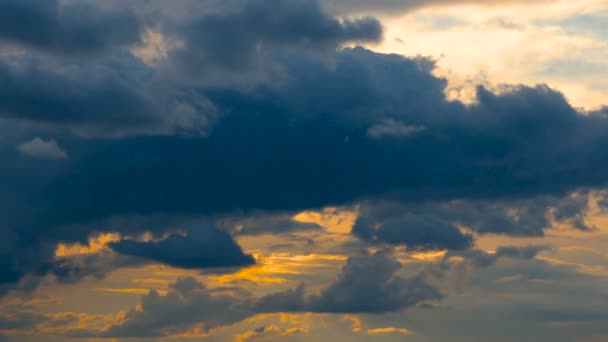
[83,254,440,338]
[223,213,324,236]
[17,137,68,160]
[356,193,594,239]
[366,119,425,139]
[325,0,552,15]
[256,254,442,313]
[1,45,605,293]
[50,249,147,284]
[235,325,306,342]
[0,55,165,136]
[173,0,383,72]
[450,245,553,268]
[80,277,251,338]
[0,0,607,295]
[0,0,142,58]
[108,224,255,269]
[353,212,473,250]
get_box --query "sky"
[1,0,608,341]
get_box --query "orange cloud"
[235,325,306,342]
[293,207,358,234]
[55,233,121,257]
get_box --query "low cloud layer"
[93,254,440,338]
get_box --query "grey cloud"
[95,277,250,338]
[358,192,594,239]
[353,212,473,251]
[444,245,552,269]
[17,137,68,160]
[0,52,220,137]
[91,254,440,338]
[173,0,383,72]
[50,250,148,284]
[256,254,442,313]
[0,55,161,136]
[0,0,142,58]
[222,213,324,236]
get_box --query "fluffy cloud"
[256,254,441,313]
[84,254,439,338]
[97,277,251,338]
[17,138,68,160]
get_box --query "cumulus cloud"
[82,254,440,338]
[256,254,441,313]
[17,137,68,160]
[94,277,251,338]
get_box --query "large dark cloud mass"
[0,0,607,295]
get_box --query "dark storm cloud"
[352,212,473,250]
[3,46,608,292]
[0,0,142,58]
[0,0,606,295]
[256,254,441,313]
[173,0,382,71]
[108,224,255,269]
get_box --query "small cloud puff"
[18,137,68,160]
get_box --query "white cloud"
[18,137,69,160]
